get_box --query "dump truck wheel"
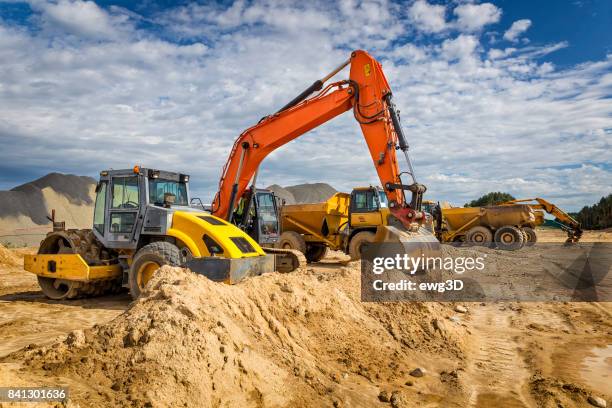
[494,226,524,250]
[305,244,327,263]
[130,241,181,299]
[523,227,537,246]
[349,231,375,260]
[279,231,306,254]
[466,226,493,245]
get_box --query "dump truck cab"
[348,186,389,232]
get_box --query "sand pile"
[0,243,18,266]
[266,184,296,205]
[0,173,96,246]
[266,183,337,204]
[11,264,466,407]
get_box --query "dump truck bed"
[443,204,535,230]
[281,193,350,247]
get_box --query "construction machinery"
[500,198,583,243]
[422,200,538,250]
[210,49,438,263]
[24,49,437,299]
[279,186,406,261]
[24,167,274,300]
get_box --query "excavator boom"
[211,50,426,231]
[502,198,582,242]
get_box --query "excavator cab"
[237,189,280,247]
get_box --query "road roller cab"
[24,167,274,300]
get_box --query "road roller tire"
[305,244,327,263]
[129,241,181,299]
[494,226,525,251]
[37,276,79,300]
[466,226,493,246]
[278,231,307,254]
[36,229,122,300]
[523,227,537,246]
[349,231,376,261]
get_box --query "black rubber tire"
[348,231,376,261]
[466,226,493,246]
[494,226,525,251]
[278,231,307,254]
[523,227,537,246]
[129,241,181,299]
[305,244,328,263]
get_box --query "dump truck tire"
[305,244,327,263]
[494,226,524,251]
[349,231,375,260]
[130,241,181,299]
[466,226,493,245]
[279,231,307,254]
[523,227,537,245]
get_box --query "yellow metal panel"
[170,211,266,258]
[350,211,383,228]
[23,254,121,281]
[166,228,202,257]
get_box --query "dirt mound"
[1,173,95,224]
[266,184,296,205]
[0,243,18,267]
[266,183,337,204]
[286,183,337,203]
[10,265,465,407]
[0,173,96,246]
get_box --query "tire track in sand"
[466,305,533,408]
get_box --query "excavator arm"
[211,50,426,230]
[503,198,583,242]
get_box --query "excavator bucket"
[372,225,441,263]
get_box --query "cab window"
[149,179,188,206]
[112,177,139,209]
[93,182,107,234]
[352,190,379,212]
[378,191,388,208]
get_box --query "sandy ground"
[0,229,610,407]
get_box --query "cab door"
[349,188,383,228]
[106,176,141,247]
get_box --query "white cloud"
[453,2,501,32]
[408,0,447,33]
[29,0,121,39]
[441,34,479,61]
[503,19,532,42]
[0,0,610,211]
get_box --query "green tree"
[465,192,516,207]
[573,194,612,230]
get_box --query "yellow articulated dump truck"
[278,186,436,261]
[422,201,537,250]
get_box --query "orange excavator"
[210,50,438,263]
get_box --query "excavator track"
[263,247,307,273]
[37,229,122,300]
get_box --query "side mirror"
[95,181,102,193]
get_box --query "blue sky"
[0,0,610,211]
